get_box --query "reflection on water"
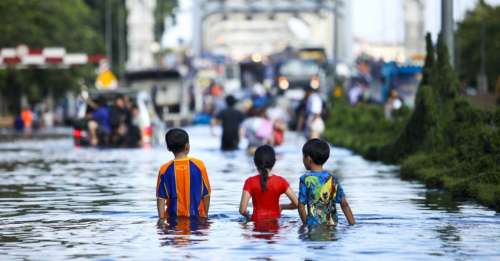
[241,218,281,241]
[0,126,499,260]
[157,217,211,247]
[412,190,462,212]
[299,225,337,242]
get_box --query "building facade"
[126,0,156,70]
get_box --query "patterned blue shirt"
[299,171,345,225]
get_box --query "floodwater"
[0,126,499,260]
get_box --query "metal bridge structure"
[191,0,352,63]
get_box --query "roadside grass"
[324,97,500,211]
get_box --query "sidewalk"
[0,127,71,143]
[468,93,498,111]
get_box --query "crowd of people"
[12,104,56,136]
[346,54,421,119]
[210,84,327,154]
[80,95,142,147]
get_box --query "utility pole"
[192,0,203,58]
[441,0,454,66]
[330,0,342,96]
[478,16,488,94]
[106,0,113,70]
[333,0,338,79]
[118,5,125,78]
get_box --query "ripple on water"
[0,127,499,260]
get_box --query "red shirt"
[243,174,289,221]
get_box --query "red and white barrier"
[0,46,105,68]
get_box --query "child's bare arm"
[298,203,307,224]
[239,191,251,219]
[210,118,219,136]
[157,198,167,219]
[280,187,298,210]
[203,195,210,214]
[340,197,355,225]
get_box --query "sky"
[162,0,500,48]
[352,0,500,43]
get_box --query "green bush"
[325,32,500,211]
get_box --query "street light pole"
[192,0,203,58]
[478,15,488,94]
[333,0,338,80]
[330,0,342,97]
[106,0,113,70]
[441,0,454,67]
[118,6,125,78]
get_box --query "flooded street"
[1,126,499,260]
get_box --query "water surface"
[0,126,499,260]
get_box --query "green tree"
[0,0,102,52]
[381,32,460,161]
[84,0,178,76]
[456,0,500,91]
[421,33,435,85]
[381,33,439,160]
[84,0,127,76]
[0,0,103,113]
[436,33,459,99]
[155,0,178,42]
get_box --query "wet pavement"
[0,126,499,260]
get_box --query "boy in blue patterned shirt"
[298,139,356,226]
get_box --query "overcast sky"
[352,0,500,43]
[162,0,500,47]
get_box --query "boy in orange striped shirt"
[156,129,211,219]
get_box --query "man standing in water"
[211,95,245,151]
[305,87,325,139]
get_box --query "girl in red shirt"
[239,145,298,221]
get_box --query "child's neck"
[309,164,323,172]
[174,152,188,160]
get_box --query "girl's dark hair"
[253,145,276,192]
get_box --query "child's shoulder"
[188,157,206,166]
[299,171,337,181]
[246,174,260,181]
[271,173,289,182]
[158,160,174,173]
[243,174,260,188]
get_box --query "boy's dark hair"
[225,95,237,107]
[165,128,189,153]
[302,138,330,165]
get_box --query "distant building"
[353,38,407,63]
[352,0,425,64]
[126,0,156,70]
[404,0,425,61]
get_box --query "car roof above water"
[89,88,139,100]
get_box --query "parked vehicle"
[274,58,327,101]
[125,69,193,127]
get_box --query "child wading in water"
[239,145,298,221]
[298,139,355,226]
[156,128,211,219]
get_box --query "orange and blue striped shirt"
[156,157,211,218]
